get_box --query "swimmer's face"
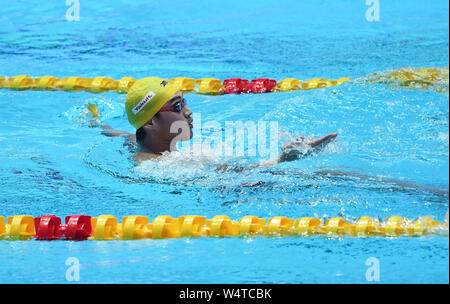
[138,91,193,151]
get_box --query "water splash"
[361,67,449,93]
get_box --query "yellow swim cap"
[125,77,178,129]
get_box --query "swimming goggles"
[159,99,187,113]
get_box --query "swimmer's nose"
[184,108,192,118]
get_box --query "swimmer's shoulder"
[100,126,159,164]
[133,149,161,164]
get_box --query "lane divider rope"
[0,67,447,95]
[0,214,447,241]
[0,75,351,94]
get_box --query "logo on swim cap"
[132,91,155,115]
[160,80,168,87]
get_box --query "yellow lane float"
[34,76,62,90]
[276,78,302,91]
[170,77,196,93]
[195,78,223,94]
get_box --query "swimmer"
[100,77,338,165]
[97,78,449,198]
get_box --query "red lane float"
[249,78,277,93]
[34,215,62,240]
[34,215,92,241]
[222,78,277,94]
[223,78,250,94]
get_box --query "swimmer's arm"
[101,125,131,137]
[100,125,137,151]
[255,133,338,167]
[86,105,137,150]
[280,133,338,162]
[315,169,449,198]
[216,133,339,172]
[97,123,158,164]
[84,104,131,138]
[85,104,131,138]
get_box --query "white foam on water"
[438,132,449,146]
[135,142,238,179]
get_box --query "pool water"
[0,0,448,283]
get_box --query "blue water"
[0,0,448,283]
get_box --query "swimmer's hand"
[279,133,338,162]
[85,104,102,127]
[85,105,129,137]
